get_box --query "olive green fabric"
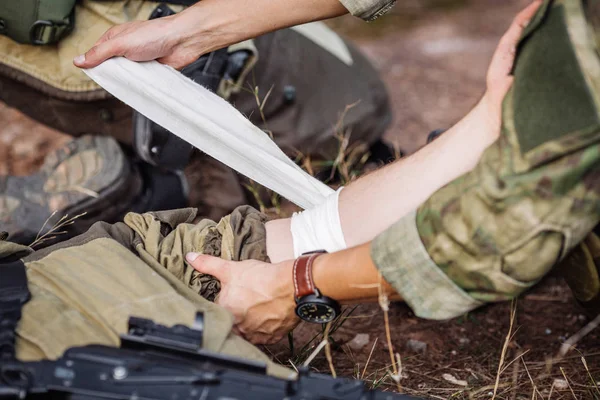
[124,206,268,301]
[371,0,600,319]
[513,4,599,153]
[0,206,291,378]
[0,0,75,44]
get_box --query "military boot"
[0,135,187,247]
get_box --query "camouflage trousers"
[371,0,600,319]
[0,206,291,377]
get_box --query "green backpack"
[0,0,76,45]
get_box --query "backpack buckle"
[29,8,74,45]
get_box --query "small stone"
[406,339,427,353]
[553,378,569,391]
[578,314,587,322]
[459,337,471,345]
[442,373,468,387]
[451,350,457,355]
[545,328,552,335]
[347,334,370,351]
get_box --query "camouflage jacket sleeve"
[371,0,600,320]
[338,0,396,21]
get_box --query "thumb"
[74,40,122,69]
[186,253,230,282]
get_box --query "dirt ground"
[1,0,598,399]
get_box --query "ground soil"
[1,0,598,398]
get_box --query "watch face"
[295,295,341,324]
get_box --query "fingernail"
[73,54,85,65]
[186,252,200,262]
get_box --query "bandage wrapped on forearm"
[291,187,347,257]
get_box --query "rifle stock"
[0,315,418,400]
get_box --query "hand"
[186,253,299,345]
[74,10,209,70]
[74,0,348,70]
[476,0,543,136]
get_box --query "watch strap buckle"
[292,251,326,300]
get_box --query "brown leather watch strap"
[293,251,326,299]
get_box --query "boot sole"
[0,135,141,246]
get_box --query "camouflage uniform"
[339,0,397,21]
[371,0,600,319]
[1,205,293,377]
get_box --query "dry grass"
[30,211,87,249]
[279,304,599,400]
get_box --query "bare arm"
[266,97,501,262]
[74,0,347,69]
[266,0,539,262]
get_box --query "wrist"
[174,2,240,56]
[276,259,297,303]
[292,252,341,323]
[472,95,502,144]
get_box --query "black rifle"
[0,314,418,400]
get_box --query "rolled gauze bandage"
[291,187,347,257]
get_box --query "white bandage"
[84,57,333,210]
[291,187,347,257]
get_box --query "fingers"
[491,0,543,71]
[186,253,231,283]
[237,329,285,345]
[499,0,542,49]
[93,25,122,47]
[486,0,543,99]
[74,39,124,68]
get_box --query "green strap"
[0,0,76,45]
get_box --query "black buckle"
[28,8,74,45]
[29,20,59,45]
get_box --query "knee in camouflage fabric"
[372,0,600,319]
[0,205,290,377]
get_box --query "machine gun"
[0,313,417,400]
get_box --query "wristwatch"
[293,251,341,324]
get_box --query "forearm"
[339,97,499,246]
[266,97,499,263]
[177,0,348,53]
[310,242,400,303]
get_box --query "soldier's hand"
[478,0,543,135]
[186,253,299,345]
[74,7,214,70]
